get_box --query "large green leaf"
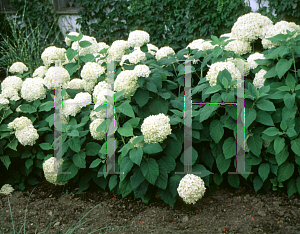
[140,158,159,185]
[255,111,274,126]
[119,177,133,198]
[222,137,236,159]
[258,163,270,182]
[73,151,86,168]
[115,100,135,118]
[85,142,102,156]
[148,96,169,115]
[133,89,149,107]
[277,162,294,183]
[275,145,289,166]
[130,168,145,190]
[129,148,143,166]
[117,122,134,137]
[291,138,300,156]
[56,160,79,182]
[274,136,285,155]
[256,100,276,112]
[209,120,224,143]
[227,174,240,189]
[155,160,168,190]
[68,137,81,153]
[275,58,293,79]
[143,143,163,155]
[216,154,230,175]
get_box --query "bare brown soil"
[1,179,300,234]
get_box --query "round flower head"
[21,77,47,102]
[141,113,172,144]
[155,46,175,60]
[1,76,23,92]
[90,105,114,120]
[43,157,68,186]
[98,42,109,53]
[66,78,85,90]
[262,21,300,49]
[41,46,67,67]
[74,92,92,108]
[198,41,216,51]
[0,184,14,196]
[93,81,110,103]
[224,39,252,56]
[120,47,146,66]
[147,44,159,56]
[133,64,151,77]
[128,30,150,47]
[43,67,70,90]
[82,80,97,93]
[0,94,9,105]
[225,57,250,77]
[81,62,106,83]
[65,31,79,47]
[114,70,139,99]
[177,174,206,205]
[129,136,144,148]
[33,66,48,78]
[186,39,205,50]
[253,69,267,89]
[231,12,273,42]
[246,52,270,70]
[7,116,33,131]
[14,125,39,146]
[9,62,28,74]
[206,61,242,88]
[220,33,233,40]
[71,35,99,57]
[61,99,81,118]
[90,118,107,141]
[1,87,20,101]
[107,40,130,61]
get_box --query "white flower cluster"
[247,52,266,69]
[186,39,205,50]
[7,116,39,146]
[9,62,28,74]
[128,30,150,47]
[0,184,14,196]
[114,70,139,99]
[147,44,159,56]
[93,81,110,104]
[141,113,172,144]
[206,61,242,88]
[89,118,107,141]
[43,67,70,90]
[133,64,151,77]
[155,46,175,60]
[43,157,68,186]
[21,77,47,102]
[33,66,48,78]
[98,42,110,52]
[262,21,300,49]
[253,69,267,89]
[0,76,23,101]
[71,35,99,57]
[225,57,250,77]
[81,62,106,83]
[61,99,81,118]
[0,94,9,105]
[107,40,130,61]
[231,12,273,42]
[41,46,67,67]
[65,31,79,47]
[177,174,206,205]
[74,92,92,108]
[66,78,85,90]
[129,136,144,148]
[120,48,146,66]
[224,39,252,56]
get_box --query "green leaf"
[140,158,159,185]
[126,118,140,128]
[68,137,81,153]
[143,143,163,155]
[209,120,224,144]
[117,122,134,137]
[283,93,296,110]
[291,138,300,156]
[275,58,293,79]
[262,127,282,137]
[277,162,294,183]
[255,111,274,126]
[145,79,157,92]
[0,156,11,170]
[296,177,300,195]
[129,148,143,166]
[66,48,77,61]
[247,134,262,157]
[64,63,79,76]
[85,142,101,156]
[56,160,79,182]
[227,174,240,189]
[114,89,126,102]
[274,137,285,155]
[109,175,118,191]
[216,154,231,175]
[287,179,297,198]
[164,138,182,159]
[222,77,229,89]
[73,151,86,168]
[245,108,256,129]
[67,130,79,137]
[253,176,263,193]
[79,54,96,63]
[158,91,171,100]
[286,72,296,91]
[199,104,219,122]
[39,143,53,150]
[264,66,277,79]
[222,137,236,159]
[155,161,168,190]
[213,173,223,186]
[79,40,92,48]
[39,101,54,112]
[119,176,133,198]
[148,97,169,115]
[132,135,144,145]
[275,145,289,166]
[180,147,198,166]
[134,89,149,107]
[258,163,270,182]
[89,158,102,168]
[204,85,223,95]
[256,100,276,112]
[212,46,223,58]
[169,109,184,118]
[130,168,145,190]
[115,100,135,118]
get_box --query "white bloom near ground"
[177,174,206,205]
[43,157,68,186]
[0,184,14,196]
[9,62,28,74]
